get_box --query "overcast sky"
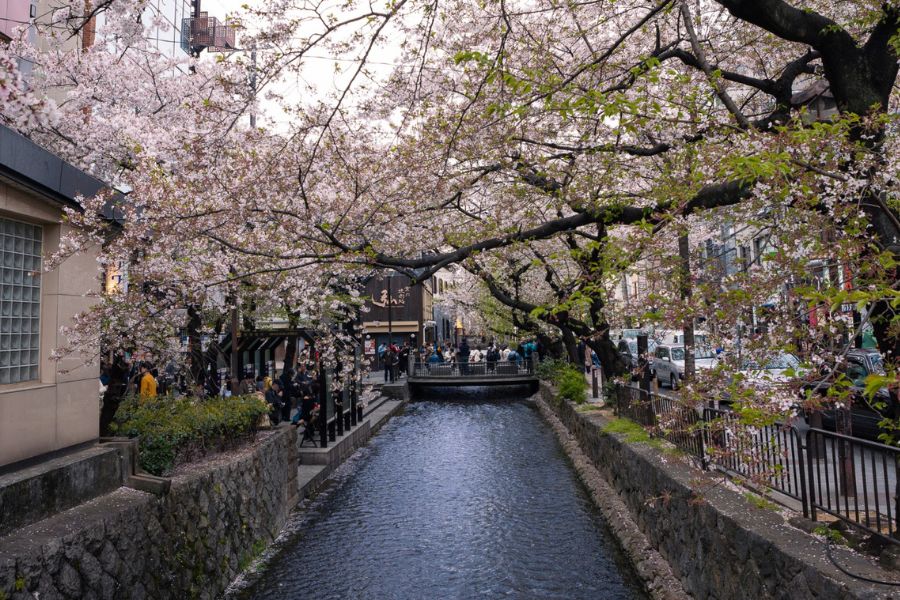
[203,0,404,130]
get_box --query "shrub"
[535,358,573,383]
[557,367,589,404]
[536,357,588,404]
[110,394,269,476]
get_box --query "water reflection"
[244,399,647,599]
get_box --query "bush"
[536,358,588,404]
[110,394,270,476]
[535,358,572,383]
[557,368,589,404]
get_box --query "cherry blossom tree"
[1,0,899,438]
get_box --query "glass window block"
[0,217,42,383]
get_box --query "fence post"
[318,368,328,449]
[794,428,810,518]
[836,409,857,498]
[699,407,709,470]
[806,429,817,521]
[350,374,357,426]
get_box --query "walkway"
[295,390,403,502]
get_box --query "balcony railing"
[181,13,236,54]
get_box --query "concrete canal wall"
[0,427,297,600]
[537,382,898,600]
[0,392,407,600]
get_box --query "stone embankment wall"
[538,383,898,600]
[0,427,297,600]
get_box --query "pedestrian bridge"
[408,360,538,388]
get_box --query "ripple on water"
[242,399,648,600]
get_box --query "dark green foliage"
[110,394,269,475]
[536,358,588,404]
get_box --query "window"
[0,217,41,384]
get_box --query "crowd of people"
[421,337,542,373]
[101,351,326,439]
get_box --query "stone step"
[362,395,390,418]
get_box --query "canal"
[239,396,648,599]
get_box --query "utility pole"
[249,45,257,128]
[387,274,393,347]
[679,233,695,383]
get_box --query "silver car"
[653,344,717,389]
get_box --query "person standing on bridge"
[470,346,482,364]
[486,345,499,372]
[458,339,471,375]
[399,343,410,379]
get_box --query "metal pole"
[318,367,327,449]
[249,46,257,128]
[335,357,344,437]
[350,369,357,426]
[387,275,393,347]
[230,305,239,395]
[678,233,695,383]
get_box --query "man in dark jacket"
[279,368,295,422]
[458,340,471,375]
[265,381,284,425]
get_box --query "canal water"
[240,397,648,599]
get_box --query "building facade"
[359,272,433,359]
[0,125,104,468]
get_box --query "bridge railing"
[411,356,536,377]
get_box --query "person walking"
[384,347,396,383]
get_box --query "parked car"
[741,352,803,384]
[653,344,718,389]
[805,349,893,441]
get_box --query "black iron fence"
[613,384,900,545]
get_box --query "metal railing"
[410,356,536,377]
[613,384,900,545]
[806,429,899,541]
[703,407,808,510]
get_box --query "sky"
[203,0,406,130]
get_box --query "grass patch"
[814,524,848,545]
[601,417,685,455]
[575,403,604,413]
[744,492,778,511]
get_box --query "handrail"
[613,383,899,545]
